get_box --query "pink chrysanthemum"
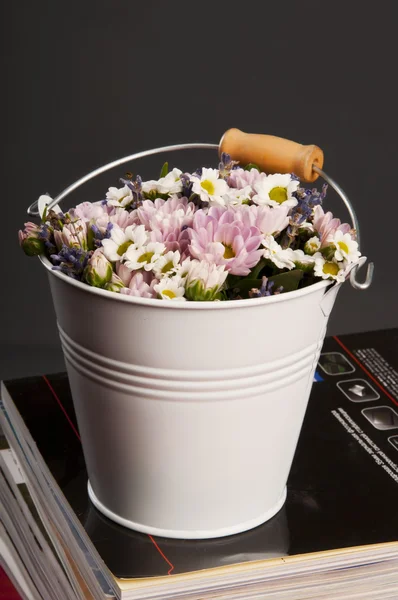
[70,201,107,222]
[232,203,290,235]
[228,167,265,189]
[188,208,263,276]
[136,197,195,255]
[120,271,158,298]
[137,196,196,229]
[94,208,137,234]
[116,262,134,287]
[313,206,352,247]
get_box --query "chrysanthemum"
[314,254,346,283]
[313,206,352,247]
[222,185,253,206]
[184,260,228,301]
[154,276,186,300]
[120,271,158,298]
[152,250,181,278]
[253,173,299,208]
[262,235,296,270]
[124,241,166,272]
[228,167,264,189]
[71,201,107,222]
[102,224,147,262]
[94,208,138,235]
[332,230,361,263]
[141,168,183,196]
[304,236,321,255]
[190,168,229,206]
[136,197,195,255]
[189,209,263,276]
[233,204,290,235]
[116,261,134,287]
[106,185,135,208]
[284,248,317,272]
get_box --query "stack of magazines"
[1,328,398,599]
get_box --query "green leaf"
[87,226,95,251]
[244,163,260,171]
[268,269,304,292]
[159,162,169,178]
[228,278,262,299]
[41,206,48,223]
[320,245,335,261]
[250,258,267,279]
[225,273,242,289]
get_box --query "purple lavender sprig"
[249,277,283,298]
[51,245,92,280]
[218,152,240,179]
[284,183,328,246]
[118,174,144,210]
[90,222,113,249]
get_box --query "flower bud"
[84,250,113,288]
[185,261,228,301]
[54,219,87,250]
[20,236,45,256]
[104,273,124,293]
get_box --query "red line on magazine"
[148,535,175,575]
[333,336,398,407]
[42,375,82,441]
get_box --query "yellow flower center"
[269,187,288,204]
[161,260,174,274]
[323,262,339,276]
[117,240,134,256]
[162,289,176,299]
[201,179,215,195]
[338,241,349,254]
[118,195,128,204]
[138,251,155,264]
[310,242,318,249]
[223,244,236,259]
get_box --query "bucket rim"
[39,255,333,310]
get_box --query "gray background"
[2,1,397,379]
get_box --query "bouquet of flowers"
[19,154,360,302]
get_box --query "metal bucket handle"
[27,131,373,290]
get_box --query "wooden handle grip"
[219,128,324,182]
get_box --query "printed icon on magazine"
[318,352,355,376]
[361,406,398,431]
[388,436,398,452]
[337,379,380,403]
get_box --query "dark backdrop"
[2,1,397,378]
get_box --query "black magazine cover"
[2,328,398,582]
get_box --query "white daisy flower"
[314,254,346,283]
[154,276,186,301]
[102,225,148,262]
[252,173,299,208]
[124,241,166,272]
[262,235,296,270]
[106,185,134,208]
[222,185,253,206]
[285,248,316,272]
[332,230,361,263]
[175,256,192,280]
[190,168,229,206]
[152,250,181,278]
[304,236,321,256]
[142,168,183,196]
[185,260,228,301]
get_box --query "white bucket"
[29,137,372,539]
[41,256,340,539]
